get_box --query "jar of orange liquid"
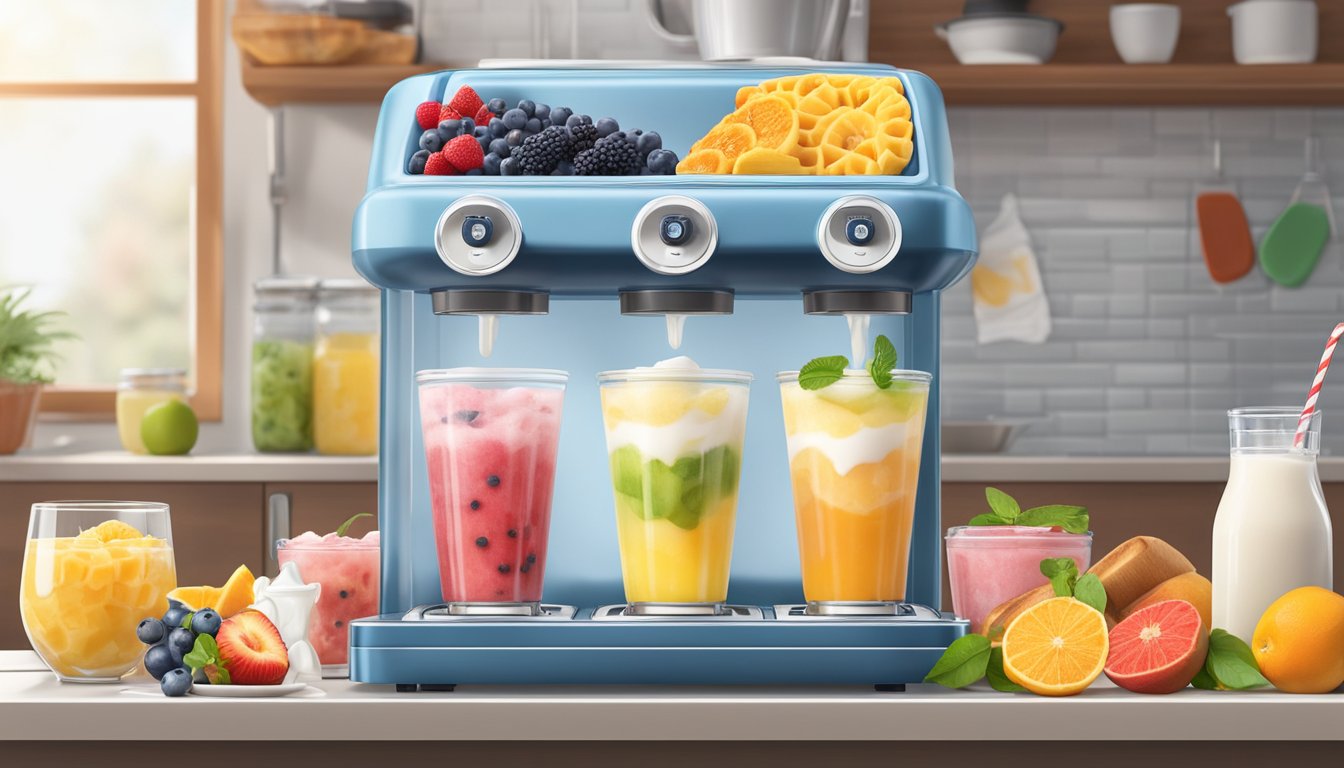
[313,279,379,456]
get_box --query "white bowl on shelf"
[1110,3,1181,64]
[1227,0,1318,64]
[935,14,1064,65]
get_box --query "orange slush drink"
[779,370,930,603]
[20,521,176,680]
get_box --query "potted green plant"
[0,287,72,454]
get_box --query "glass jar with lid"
[252,276,318,452]
[313,278,380,456]
[116,368,187,454]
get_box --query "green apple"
[140,400,199,456]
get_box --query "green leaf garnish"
[986,647,1025,692]
[1073,573,1107,614]
[867,334,897,389]
[983,487,1020,522]
[1190,666,1220,690]
[798,355,848,391]
[184,634,231,685]
[1016,505,1090,534]
[1039,557,1078,597]
[1202,629,1270,690]
[335,512,374,538]
[181,612,195,630]
[923,633,991,689]
[967,513,1006,526]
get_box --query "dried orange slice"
[725,95,798,151]
[733,147,806,174]
[676,148,732,174]
[690,122,757,160]
[1002,597,1109,696]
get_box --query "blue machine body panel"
[349,63,976,688]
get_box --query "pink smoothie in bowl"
[276,529,380,674]
[945,525,1092,634]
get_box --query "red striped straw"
[1295,322,1344,448]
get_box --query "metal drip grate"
[591,604,764,621]
[773,603,945,621]
[405,604,577,621]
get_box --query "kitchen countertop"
[3,452,1343,484]
[0,652,1339,742]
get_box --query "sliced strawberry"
[415,101,442,131]
[215,610,289,686]
[442,134,484,173]
[447,86,484,120]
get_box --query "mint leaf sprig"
[1039,557,1107,615]
[183,634,231,685]
[968,487,1089,534]
[1190,629,1270,691]
[335,512,374,538]
[798,335,900,391]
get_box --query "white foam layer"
[786,421,911,476]
[605,395,748,465]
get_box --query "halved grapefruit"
[1104,599,1207,694]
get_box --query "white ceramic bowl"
[1228,0,1317,64]
[935,15,1063,65]
[1110,4,1181,64]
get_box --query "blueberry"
[191,609,222,637]
[162,604,189,630]
[507,529,518,538]
[167,627,195,663]
[595,117,620,138]
[487,97,506,114]
[502,108,527,131]
[463,168,481,175]
[419,129,443,153]
[552,160,574,176]
[639,167,654,175]
[136,618,167,645]
[487,474,501,487]
[647,148,678,175]
[437,119,462,139]
[581,114,593,124]
[477,135,493,155]
[506,129,526,147]
[489,138,511,158]
[461,118,476,134]
[534,103,551,122]
[520,562,532,573]
[525,117,542,134]
[636,131,662,157]
[160,667,192,697]
[473,125,489,137]
[489,117,507,137]
[483,153,502,175]
[564,114,584,129]
[517,99,536,117]
[527,552,537,563]
[550,107,572,127]
[500,157,520,176]
[476,536,489,547]
[143,644,177,680]
[408,149,430,174]
[498,564,511,574]
[470,500,482,510]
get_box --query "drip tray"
[404,604,577,621]
[773,604,945,621]
[591,604,764,621]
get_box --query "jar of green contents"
[252,277,318,452]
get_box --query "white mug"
[1109,3,1181,64]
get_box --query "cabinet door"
[0,482,264,650]
[262,483,378,575]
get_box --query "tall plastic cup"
[598,365,751,611]
[417,368,567,613]
[779,370,931,610]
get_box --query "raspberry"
[474,104,493,126]
[442,134,484,173]
[513,126,569,175]
[574,133,641,176]
[438,104,462,125]
[423,152,457,176]
[447,86,484,120]
[415,101,442,131]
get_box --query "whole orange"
[1251,586,1344,694]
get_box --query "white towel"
[971,194,1051,344]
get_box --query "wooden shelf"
[920,64,1344,107]
[240,59,441,107]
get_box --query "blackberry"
[565,122,598,159]
[513,125,570,175]
[574,133,641,176]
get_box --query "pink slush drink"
[275,530,380,670]
[945,525,1092,634]
[418,368,566,607]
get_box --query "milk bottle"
[1212,408,1332,643]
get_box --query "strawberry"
[438,104,462,125]
[443,134,484,172]
[415,101,442,131]
[215,610,288,685]
[424,151,457,176]
[447,85,484,120]
[474,103,493,127]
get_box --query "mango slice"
[676,148,732,175]
[724,95,798,152]
[733,147,807,175]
